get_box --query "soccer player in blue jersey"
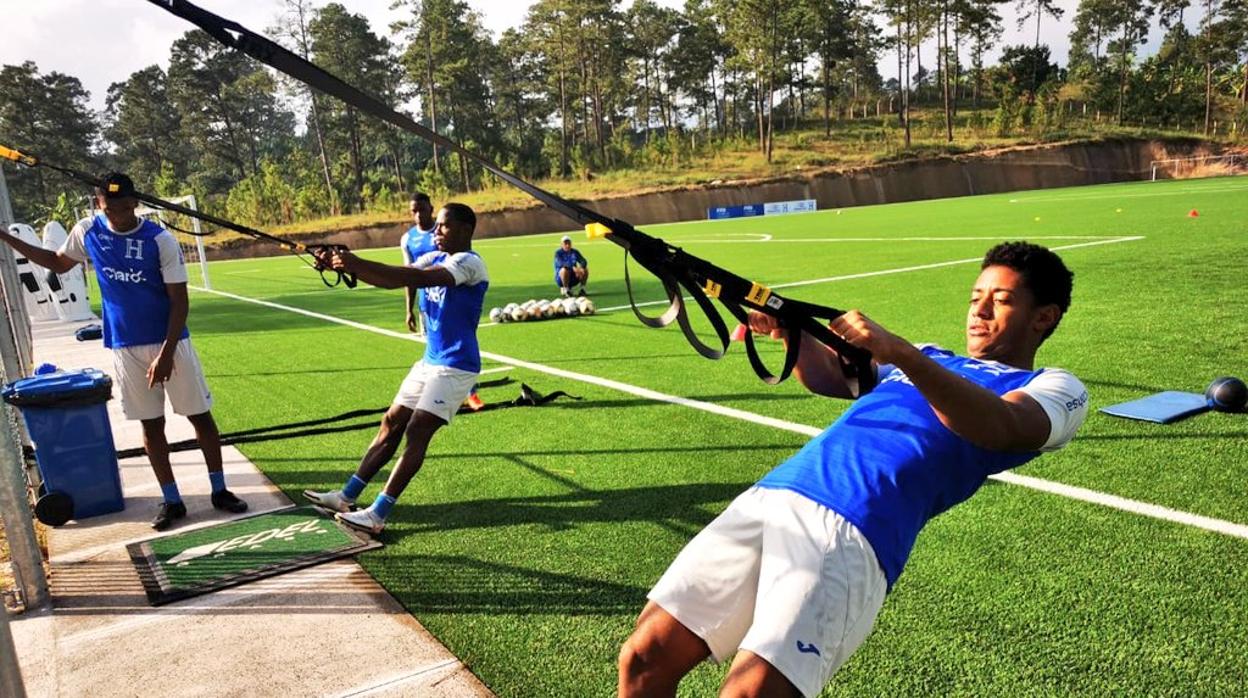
[554,235,589,297]
[303,203,489,534]
[0,173,247,530]
[401,192,438,335]
[618,242,1089,698]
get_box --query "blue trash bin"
[2,369,123,525]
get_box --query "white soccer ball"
[509,305,528,322]
[577,298,595,315]
[541,301,558,319]
[488,307,504,323]
[562,297,580,316]
[548,300,565,317]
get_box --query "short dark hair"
[410,191,431,205]
[94,172,136,199]
[982,241,1073,339]
[442,202,476,231]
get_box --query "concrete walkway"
[9,319,493,697]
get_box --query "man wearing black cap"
[554,235,589,297]
[0,173,248,530]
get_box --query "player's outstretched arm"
[0,230,78,274]
[323,249,454,289]
[830,310,1052,451]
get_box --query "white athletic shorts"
[647,486,888,698]
[113,339,213,421]
[393,361,478,424]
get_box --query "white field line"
[1009,183,1248,203]
[191,274,1248,544]
[475,234,1119,250]
[334,659,463,698]
[596,236,1145,314]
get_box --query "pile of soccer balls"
[489,297,596,323]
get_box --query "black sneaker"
[577,288,588,297]
[211,489,249,514]
[151,501,187,531]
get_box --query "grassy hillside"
[257,109,1217,240]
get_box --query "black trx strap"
[0,144,356,289]
[140,0,875,396]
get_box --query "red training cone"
[731,324,749,342]
[1188,209,1200,218]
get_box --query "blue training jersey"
[402,225,438,265]
[757,345,1053,589]
[416,251,488,373]
[82,215,188,349]
[553,247,587,271]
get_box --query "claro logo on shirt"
[424,286,446,304]
[1065,391,1088,412]
[100,266,146,284]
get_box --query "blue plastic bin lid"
[2,368,113,407]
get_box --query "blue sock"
[370,493,396,519]
[342,475,367,501]
[208,470,226,494]
[160,482,183,504]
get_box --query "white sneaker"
[336,508,386,535]
[302,489,356,513]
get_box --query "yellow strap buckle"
[585,222,611,239]
[745,282,772,306]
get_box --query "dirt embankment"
[208,137,1223,259]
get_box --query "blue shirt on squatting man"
[757,344,1088,589]
[414,250,490,373]
[554,246,587,273]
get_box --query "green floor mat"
[127,505,382,606]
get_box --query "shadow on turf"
[373,553,649,615]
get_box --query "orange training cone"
[731,324,749,342]
[1188,209,1200,218]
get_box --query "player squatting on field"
[303,203,488,535]
[0,172,248,531]
[618,242,1090,698]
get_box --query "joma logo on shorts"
[100,266,146,284]
[167,519,326,566]
[1065,391,1088,412]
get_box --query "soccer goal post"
[1149,153,1248,181]
[135,194,212,290]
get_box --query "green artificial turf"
[172,175,1247,696]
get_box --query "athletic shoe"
[463,393,485,411]
[151,501,187,531]
[336,508,385,535]
[577,288,588,297]
[560,287,570,298]
[303,489,357,513]
[211,489,249,514]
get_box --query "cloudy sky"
[1,0,1180,113]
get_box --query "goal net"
[1150,153,1248,181]
[135,194,212,289]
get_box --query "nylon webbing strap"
[0,144,356,288]
[142,0,875,395]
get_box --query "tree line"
[2,0,1247,226]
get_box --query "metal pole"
[0,594,28,698]
[0,168,34,375]
[0,164,48,611]
[189,195,210,290]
